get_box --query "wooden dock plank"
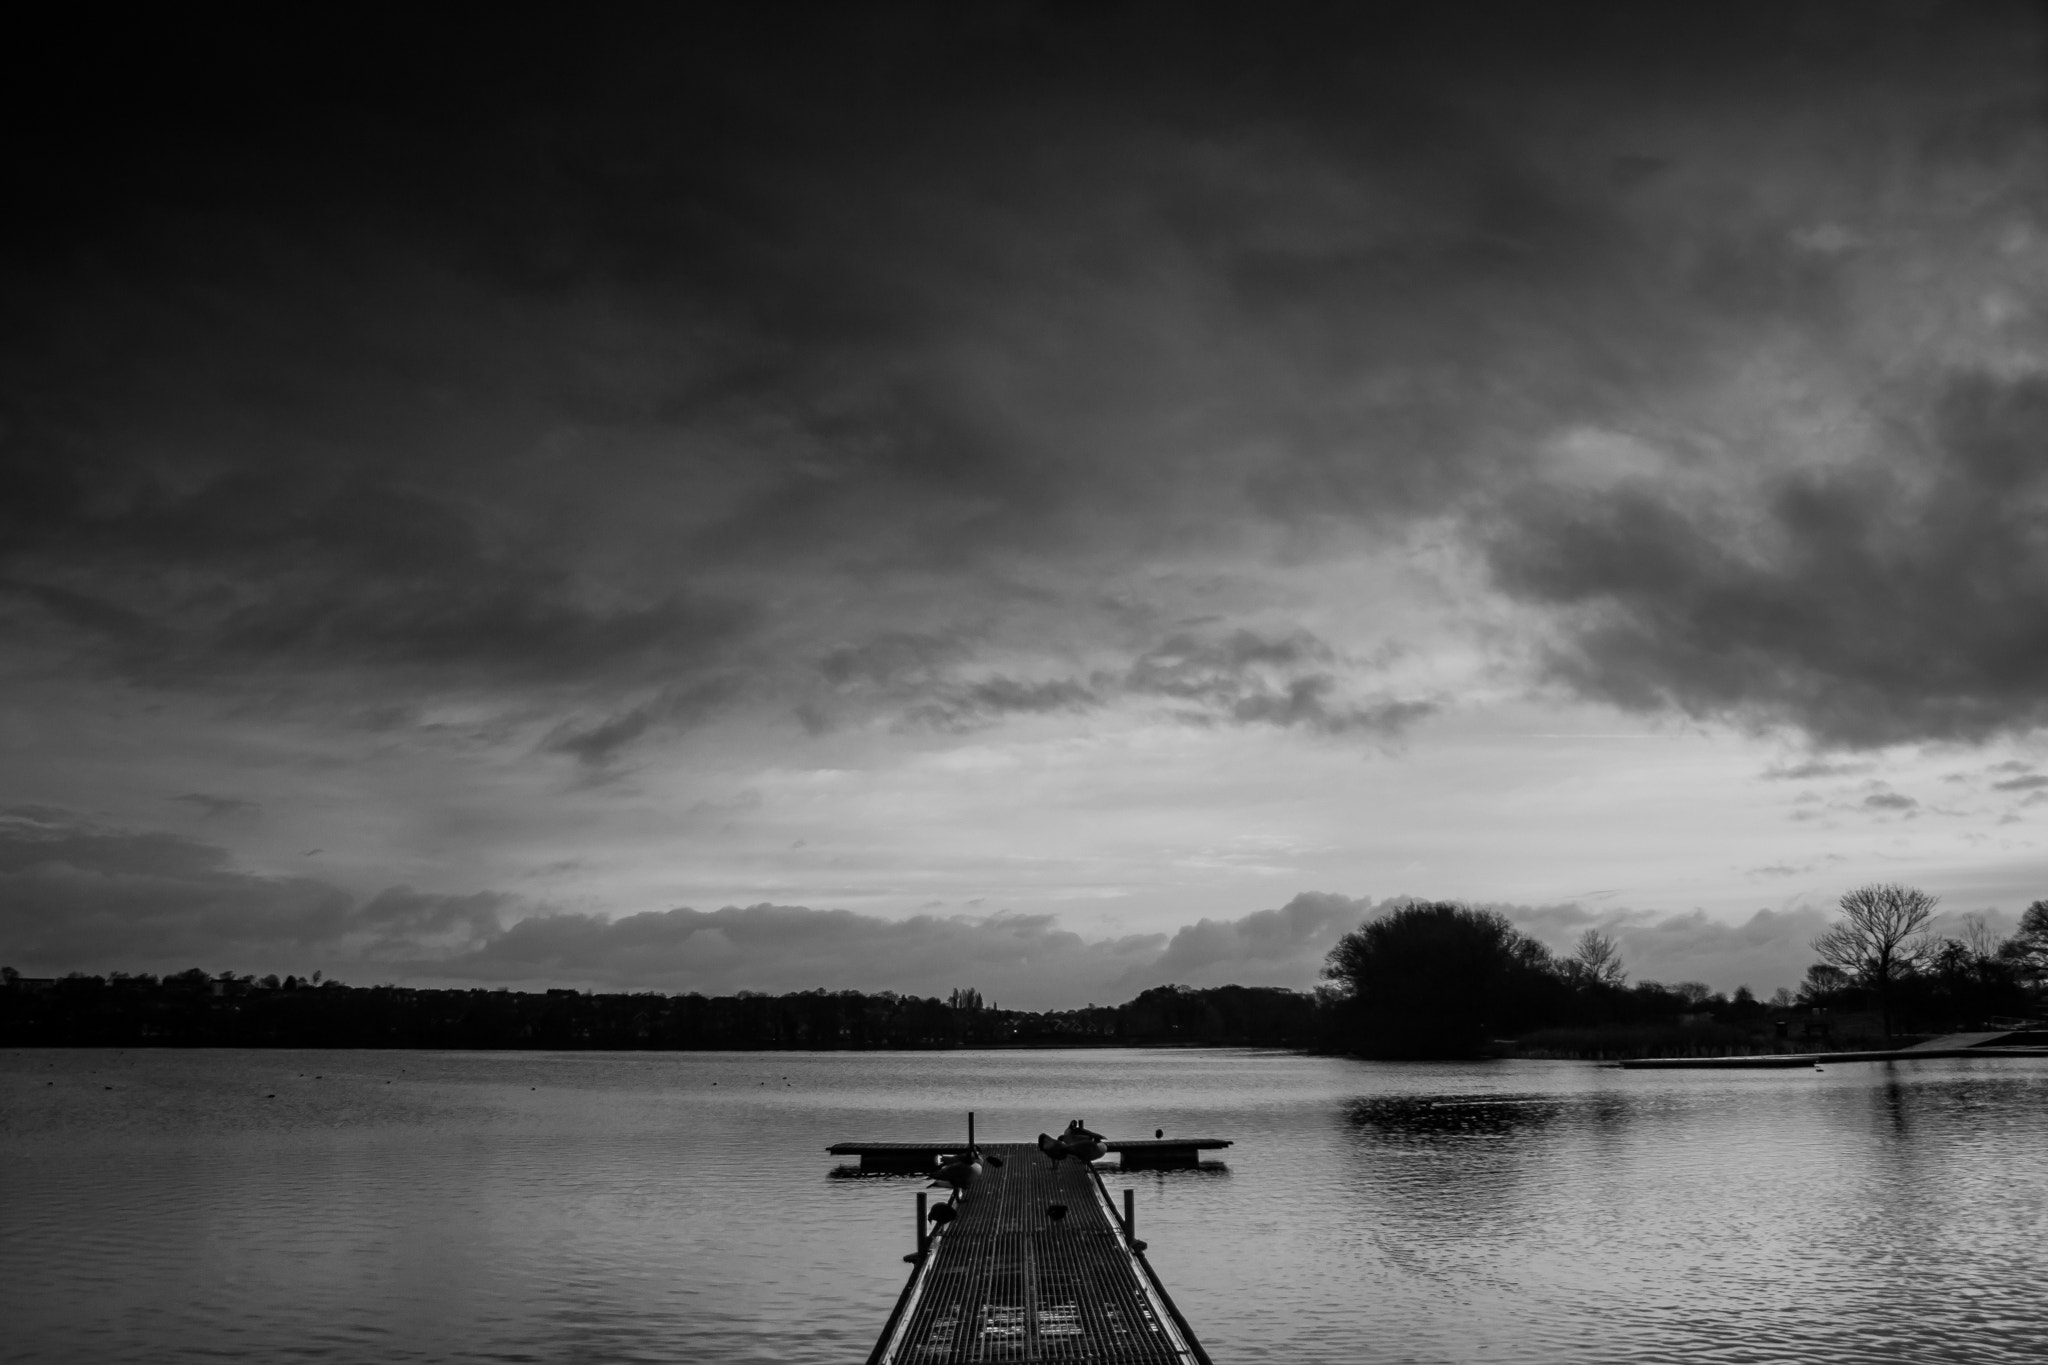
[868,1143,1210,1364]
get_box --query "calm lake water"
[2,1047,2044,1363]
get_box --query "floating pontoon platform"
[830,1138,1230,1172]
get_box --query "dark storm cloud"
[0,808,510,973]
[2,808,366,967]
[0,18,1783,630]
[0,471,756,690]
[1487,372,2048,747]
[7,2,2046,762]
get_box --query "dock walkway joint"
[866,1142,1210,1365]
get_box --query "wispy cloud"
[809,627,1435,743]
[171,793,260,820]
[1761,758,1873,781]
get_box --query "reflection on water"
[1317,1066,2048,1365]
[1347,1092,1569,1137]
[2,1049,2043,1363]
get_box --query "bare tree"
[1960,912,2000,962]
[1811,883,1938,1038]
[1568,929,1627,988]
[1673,981,1715,1008]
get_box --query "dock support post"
[968,1111,975,1150]
[1124,1187,1135,1238]
[916,1192,927,1260]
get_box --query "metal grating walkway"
[868,1143,1209,1364]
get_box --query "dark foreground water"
[2,1048,2043,1363]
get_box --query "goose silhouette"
[1038,1119,1108,1164]
[929,1149,982,1193]
[1059,1119,1107,1163]
[928,1139,1002,1195]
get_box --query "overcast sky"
[6,3,2048,1005]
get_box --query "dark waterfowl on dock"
[928,1148,982,1194]
[927,1138,1006,1195]
[1036,1118,1108,1164]
[1062,1119,1108,1162]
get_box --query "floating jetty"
[831,1138,1231,1173]
[839,1126,1220,1364]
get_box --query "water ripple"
[2,1049,2044,1362]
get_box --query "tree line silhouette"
[0,970,1318,1050]
[6,889,2040,1056]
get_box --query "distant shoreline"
[10,973,2039,1060]
[0,977,1321,1051]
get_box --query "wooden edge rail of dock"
[857,1141,1216,1365]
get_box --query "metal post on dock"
[915,1192,927,1260]
[1123,1187,1135,1238]
[967,1111,974,1150]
